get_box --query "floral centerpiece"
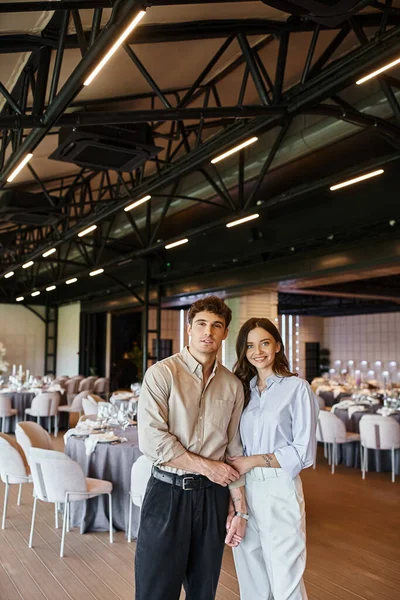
[0,342,9,374]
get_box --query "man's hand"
[201,458,240,486]
[225,515,247,547]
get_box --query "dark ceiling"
[0,0,400,315]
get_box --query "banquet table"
[0,390,68,433]
[333,405,400,474]
[65,425,142,537]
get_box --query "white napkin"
[331,400,355,413]
[64,428,86,443]
[84,432,123,456]
[377,407,399,417]
[110,391,135,402]
[348,405,367,419]
[47,383,64,394]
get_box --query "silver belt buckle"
[182,476,195,490]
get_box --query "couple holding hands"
[136,296,319,600]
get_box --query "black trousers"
[135,475,230,600]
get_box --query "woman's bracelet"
[262,453,272,468]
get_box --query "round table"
[65,425,142,536]
[333,404,400,474]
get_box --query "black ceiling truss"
[1,3,400,302]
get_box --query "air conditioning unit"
[0,190,60,226]
[262,0,369,26]
[49,123,162,172]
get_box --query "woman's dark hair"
[187,295,232,328]
[233,317,296,406]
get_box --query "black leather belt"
[152,467,214,491]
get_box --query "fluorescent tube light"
[4,271,14,279]
[78,225,97,237]
[165,238,189,250]
[226,213,259,228]
[22,261,34,269]
[356,57,400,85]
[124,195,151,212]
[330,169,384,191]
[211,137,258,164]
[6,153,33,183]
[42,248,56,258]
[89,268,104,277]
[31,291,40,297]
[16,296,24,302]
[46,285,56,292]
[66,278,78,285]
[83,10,146,86]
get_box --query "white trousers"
[233,468,308,600]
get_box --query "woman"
[228,318,319,600]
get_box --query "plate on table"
[89,432,121,443]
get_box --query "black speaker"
[49,123,162,172]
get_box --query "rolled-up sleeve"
[138,364,187,465]
[226,384,246,489]
[274,381,319,479]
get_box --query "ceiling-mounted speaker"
[49,123,162,172]
[262,0,371,26]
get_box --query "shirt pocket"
[209,398,234,433]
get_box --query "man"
[136,295,247,600]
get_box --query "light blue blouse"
[240,374,319,479]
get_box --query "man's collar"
[181,346,218,374]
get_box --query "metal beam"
[0,0,145,186]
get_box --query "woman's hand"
[227,455,257,475]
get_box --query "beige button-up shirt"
[138,347,245,486]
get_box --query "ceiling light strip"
[66,278,78,285]
[16,296,24,302]
[78,225,97,237]
[31,291,40,297]
[84,10,146,86]
[42,248,56,258]
[46,285,56,292]
[6,153,33,183]
[124,195,151,212]
[89,268,104,277]
[330,169,384,191]
[165,238,188,250]
[211,137,258,164]
[226,213,259,228]
[356,57,400,85]
[22,261,34,269]
[4,271,14,279]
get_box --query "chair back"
[64,379,80,395]
[44,391,61,416]
[316,410,347,444]
[0,394,13,417]
[78,377,97,392]
[69,391,88,411]
[54,376,69,388]
[315,393,326,411]
[0,433,29,483]
[82,396,98,415]
[130,456,152,507]
[16,422,53,461]
[29,448,87,503]
[94,377,108,394]
[359,415,400,450]
[30,394,52,417]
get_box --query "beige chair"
[64,378,82,404]
[78,376,97,392]
[127,456,152,542]
[93,377,109,398]
[15,422,53,460]
[359,415,400,483]
[57,391,87,426]
[0,434,32,529]
[25,392,60,435]
[316,410,360,474]
[0,394,18,433]
[82,396,98,416]
[28,448,113,557]
[48,392,61,436]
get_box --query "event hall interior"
[0,1,400,599]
